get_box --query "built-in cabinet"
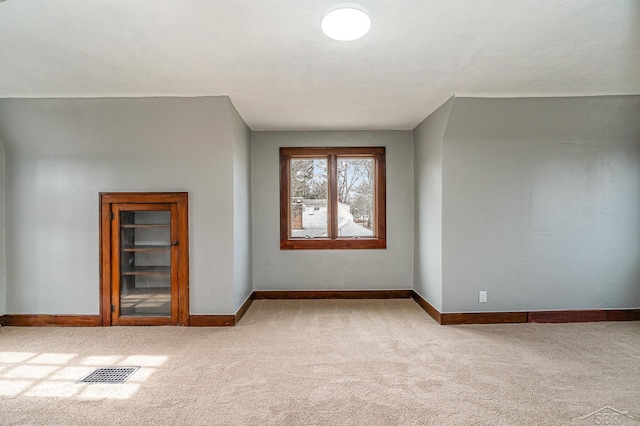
[100,193,189,326]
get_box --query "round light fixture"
[321,7,371,41]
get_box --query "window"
[280,147,386,249]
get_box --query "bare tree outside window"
[290,159,327,200]
[290,159,328,238]
[337,158,374,236]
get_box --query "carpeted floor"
[1,299,639,425]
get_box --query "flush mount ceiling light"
[321,7,371,41]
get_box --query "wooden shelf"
[121,224,170,229]
[122,266,170,276]
[123,245,171,252]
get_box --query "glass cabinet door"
[119,210,172,317]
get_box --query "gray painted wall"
[230,101,253,311]
[0,139,5,315]
[441,96,640,312]
[413,97,454,311]
[1,94,637,317]
[251,131,414,291]
[0,96,248,315]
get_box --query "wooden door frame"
[99,192,189,326]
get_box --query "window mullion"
[376,152,386,240]
[328,154,338,240]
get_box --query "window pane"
[337,158,375,237]
[290,158,328,238]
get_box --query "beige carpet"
[1,299,639,425]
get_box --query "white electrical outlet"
[479,291,488,303]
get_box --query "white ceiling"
[0,0,639,130]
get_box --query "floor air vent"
[79,367,140,384]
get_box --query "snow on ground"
[291,202,373,238]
